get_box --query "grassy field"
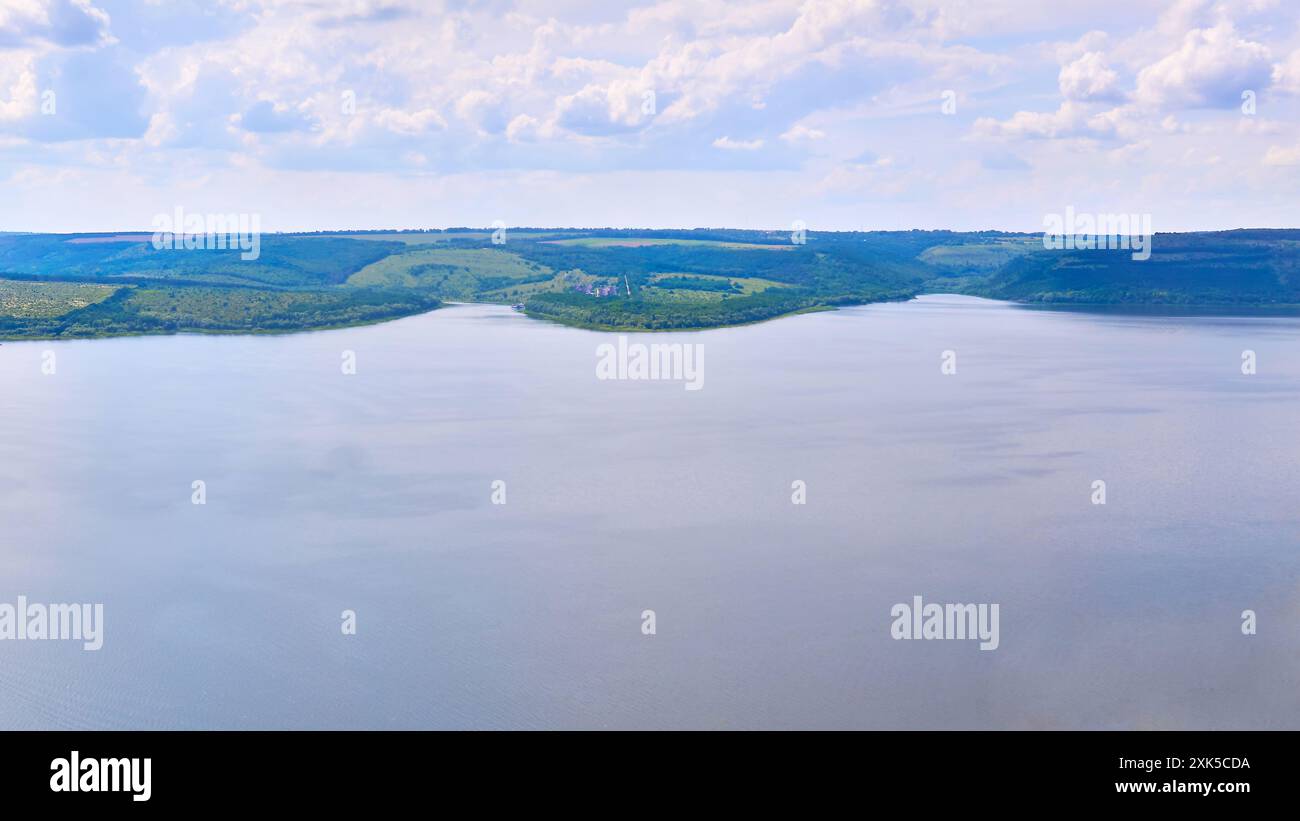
[639,273,789,302]
[918,239,1039,272]
[347,246,554,299]
[645,273,786,293]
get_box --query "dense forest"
[958,231,1300,305]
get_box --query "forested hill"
[0,228,1297,338]
[957,230,1300,306]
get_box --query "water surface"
[1,295,1297,729]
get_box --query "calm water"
[1,295,1297,729]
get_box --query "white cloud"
[712,135,764,150]
[0,52,40,122]
[1133,22,1273,109]
[3,0,1300,231]
[1262,143,1300,166]
[553,79,653,135]
[975,10,1287,146]
[1272,50,1300,95]
[374,107,447,136]
[1058,52,1121,101]
[505,113,543,143]
[974,101,1096,140]
[780,123,826,141]
[1054,30,1111,64]
[0,0,113,48]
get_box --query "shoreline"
[10,293,1300,343]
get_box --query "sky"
[1,0,1298,232]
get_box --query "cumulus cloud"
[1133,22,1272,109]
[2,0,1300,231]
[454,90,508,135]
[1054,30,1110,64]
[505,113,542,143]
[975,10,1286,145]
[0,0,113,49]
[1272,50,1300,95]
[0,1,1017,162]
[0,52,39,122]
[554,80,653,136]
[976,38,1128,140]
[1058,52,1120,101]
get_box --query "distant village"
[573,281,620,297]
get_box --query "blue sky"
[2,0,1298,231]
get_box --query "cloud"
[974,39,1127,141]
[0,52,39,122]
[314,2,415,29]
[974,10,1284,145]
[780,123,825,141]
[0,0,113,49]
[454,90,508,135]
[1262,143,1300,166]
[553,80,653,136]
[504,113,535,142]
[373,106,447,136]
[712,135,764,150]
[3,0,1300,231]
[974,101,1097,140]
[1133,22,1273,109]
[1058,52,1120,101]
[1054,30,1111,64]
[1272,50,1300,95]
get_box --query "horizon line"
[5,226,1300,236]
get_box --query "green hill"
[1,228,1297,338]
